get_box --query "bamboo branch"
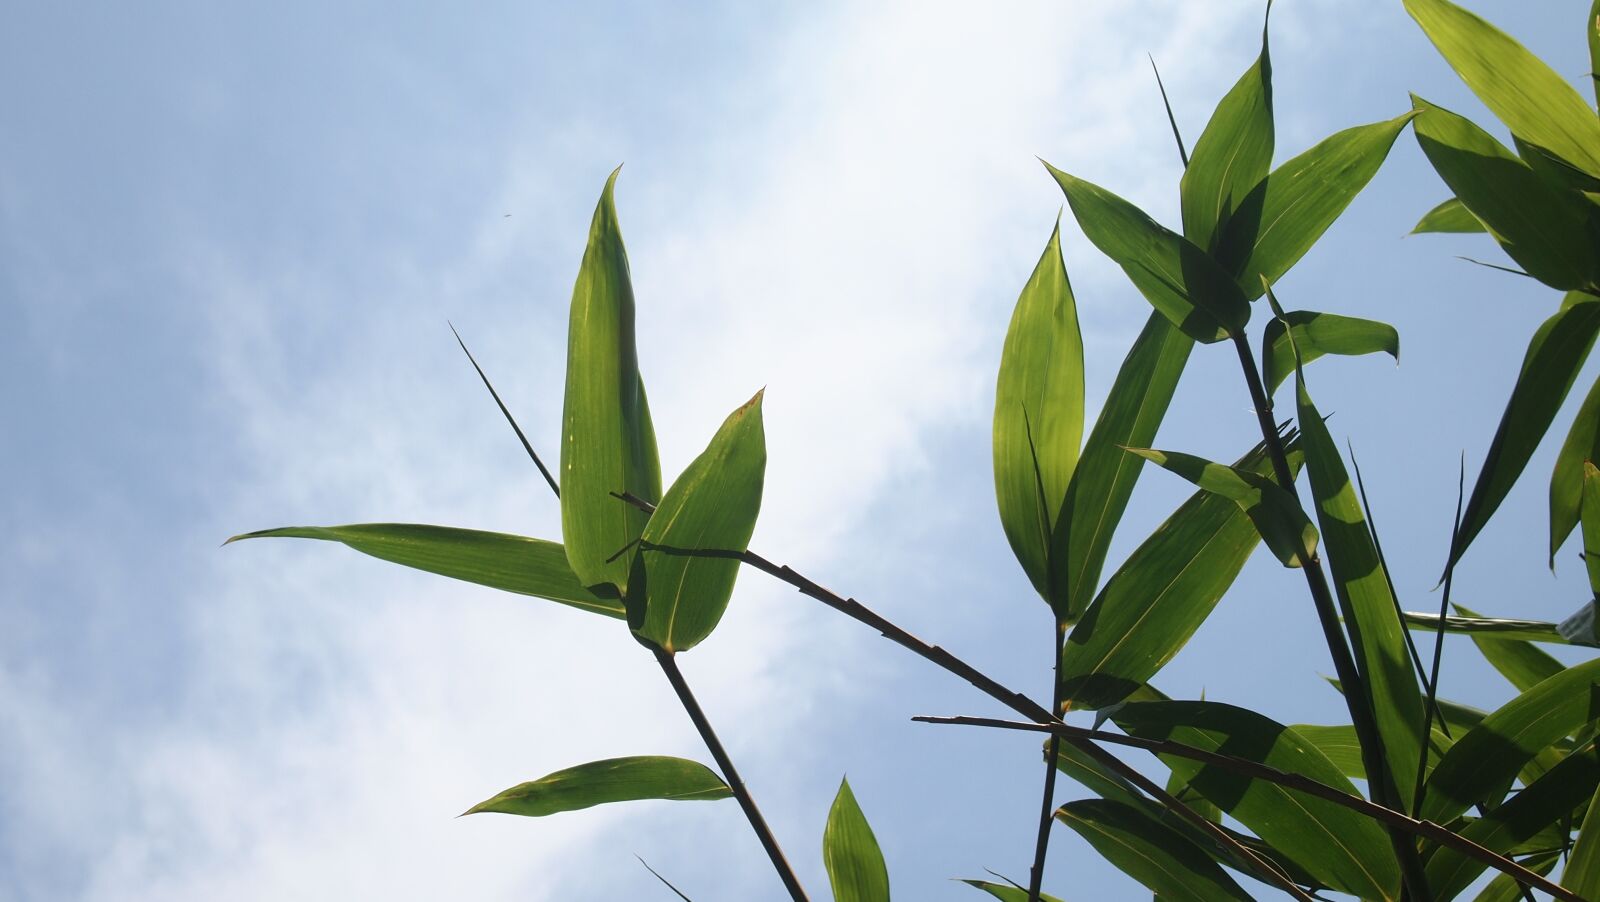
[1026,621,1068,902]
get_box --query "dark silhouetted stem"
[654,647,809,902]
[1414,459,1466,815]
[1026,621,1068,902]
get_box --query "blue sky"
[2,2,1595,899]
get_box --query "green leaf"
[1046,164,1250,343]
[1565,778,1600,899]
[994,219,1084,617]
[560,169,663,593]
[1400,610,1587,646]
[1219,114,1415,296]
[823,778,890,902]
[1411,196,1486,234]
[958,880,1064,902]
[1060,441,1293,711]
[631,391,766,653]
[1453,293,1600,569]
[1291,723,1454,782]
[1562,600,1600,647]
[1425,746,1600,900]
[1053,311,1194,622]
[463,756,731,817]
[1406,0,1600,178]
[1551,369,1600,566]
[1125,447,1317,568]
[1476,852,1559,902]
[1585,461,1600,597]
[1410,96,1600,291]
[225,524,621,618]
[1180,12,1273,254]
[1453,603,1565,694]
[1295,373,1426,810]
[1113,701,1401,901]
[1422,656,1600,824]
[1054,799,1253,902]
[1591,0,1600,109]
[1261,310,1399,395]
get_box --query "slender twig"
[1414,456,1467,815]
[916,715,1583,902]
[1229,332,1433,901]
[1025,621,1068,902]
[449,323,561,499]
[655,648,809,902]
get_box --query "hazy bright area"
[1,1,1593,898]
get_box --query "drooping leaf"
[1422,656,1600,823]
[1551,370,1600,566]
[225,524,621,618]
[1453,293,1600,569]
[994,219,1084,617]
[1261,310,1399,394]
[463,756,731,817]
[958,880,1064,902]
[1425,746,1600,900]
[1410,97,1600,291]
[1405,0,1600,178]
[1060,442,1295,710]
[823,778,890,902]
[1566,778,1600,899]
[1296,373,1426,810]
[1219,114,1415,296]
[1180,11,1273,254]
[1054,799,1254,902]
[1114,701,1400,901]
[1053,311,1194,621]
[560,169,662,592]
[1124,447,1317,568]
[1411,196,1486,234]
[1046,164,1249,343]
[1400,610,1589,646]
[631,391,765,653]
[1454,603,1565,694]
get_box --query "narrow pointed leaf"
[1591,0,1600,109]
[561,169,662,592]
[1551,370,1600,565]
[1291,723,1455,782]
[632,391,765,653]
[1453,604,1565,694]
[1126,447,1317,568]
[1454,293,1600,569]
[1422,656,1600,823]
[1406,0,1600,178]
[1046,163,1249,342]
[1425,746,1600,900]
[959,880,1064,902]
[1054,799,1253,902]
[226,524,621,618]
[1411,97,1600,291]
[1261,310,1399,394]
[823,778,889,902]
[1296,374,1426,809]
[1053,311,1194,621]
[1411,196,1486,234]
[1060,442,1296,710]
[1565,779,1600,899]
[994,219,1084,616]
[1113,701,1400,901]
[1585,462,1600,596]
[1180,16,1272,253]
[1219,114,1415,296]
[1401,610,1590,646]
[463,756,732,817]
[1477,852,1559,902]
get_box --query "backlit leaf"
[1125,447,1317,568]
[1261,310,1399,395]
[959,880,1064,902]
[1400,610,1587,646]
[1551,369,1600,566]
[1180,11,1273,254]
[1585,462,1600,597]
[823,778,890,902]
[463,756,731,817]
[1411,196,1485,234]
[1454,603,1565,694]
[1055,799,1253,902]
[1565,778,1600,899]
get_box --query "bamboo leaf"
[1422,656,1600,823]
[1551,370,1600,566]
[225,524,621,618]
[959,880,1064,902]
[1180,12,1273,254]
[1562,600,1600,647]
[1046,164,1250,343]
[1219,114,1415,296]
[1054,799,1254,902]
[1453,603,1565,694]
[1400,610,1592,646]
[1425,746,1600,900]
[1410,97,1600,291]
[1406,0,1600,178]
[1125,447,1317,568]
[1476,852,1559,902]
[632,391,766,653]
[1053,311,1194,622]
[1261,310,1399,395]
[1295,373,1426,809]
[994,219,1084,617]
[1565,778,1600,899]
[823,778,890,902]
[560,169,662,592]
[1591,0,1600,109]
[1585,462,1600,597]
[1114,701,1400,901]
[1291,723,1454,782]
[1060,441,1296,710]
[1453,293,1600,569]
[1411,196,1486,234]
[463,756,731,817]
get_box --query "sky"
[2,1,1596,899]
